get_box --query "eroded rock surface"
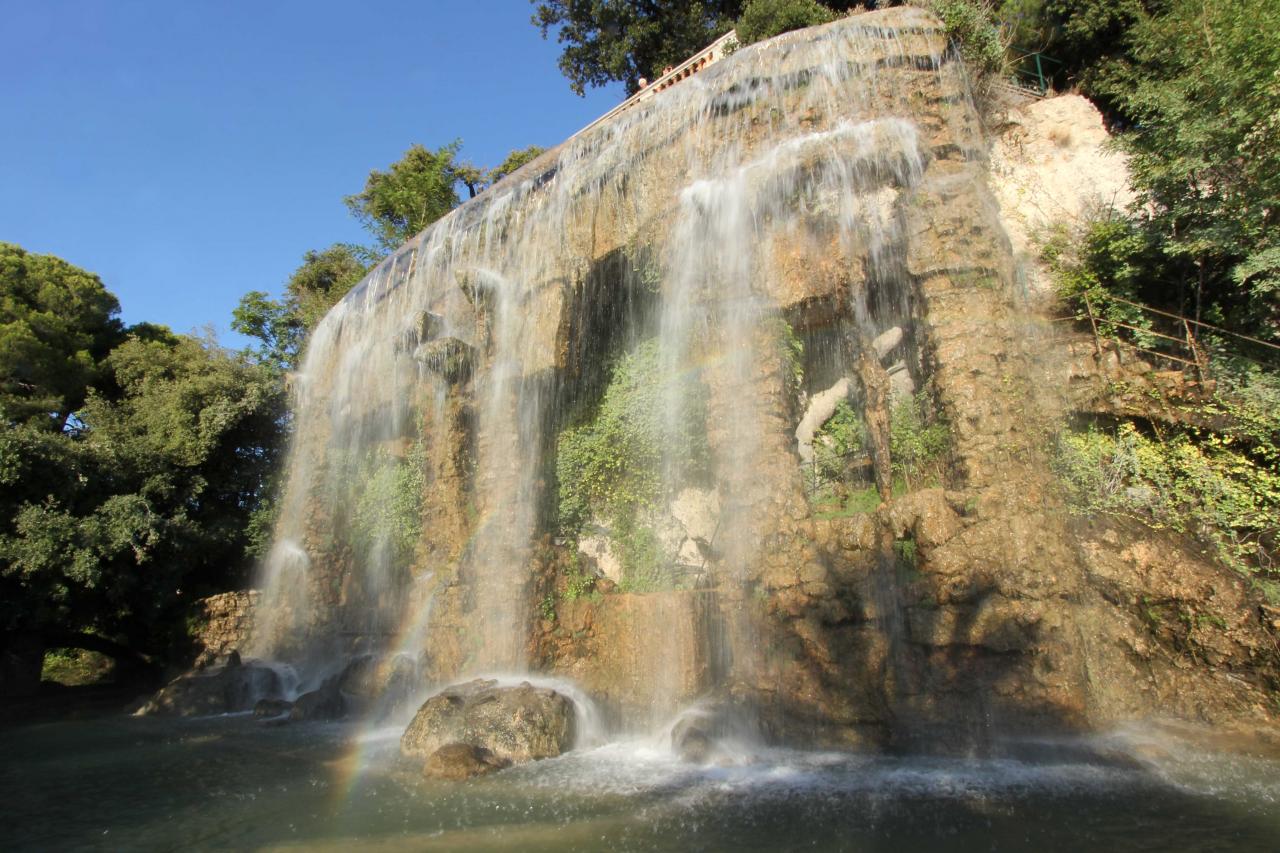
[400,679,576,766]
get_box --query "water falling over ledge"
[241,5,1278,757]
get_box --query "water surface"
[3,716,1278,851]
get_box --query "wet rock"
[290,679,345,721]
[671,487,720,545]
[871,326,903,361]
[577,529,622,583]
[254,698,293,718]
[338,653,416,712]
[887,361,915,402]
[672,717,715,764]
[136,662,281,716]
[795,378,851,466]
[401,679,576,766]
[423,743,511,780]
[888,489,962,551]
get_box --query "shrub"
[555,338,710,589]
[1053,416,1280,578]
[350,439,426,568]
[890,391,951,488]
[814,399,867,486]
[735,0,838,46]
[929,0,1006,77]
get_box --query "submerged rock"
[136,662,281,716]
[423,742,512,780]
[400,679,576,767]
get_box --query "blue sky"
[1,0,622,344]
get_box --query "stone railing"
[572,30,739,140]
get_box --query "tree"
[487,145,548,185]
[1,329,285,685]
[533,1,742,96]
[233,243,370,371]
[532,1,860,95]
[0,242,124,428]
[735,0,837,46]
[344,142,469,252]
[1092,0,1280,336]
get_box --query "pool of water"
[2,714,1278,851]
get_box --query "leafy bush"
[735,0,837,46]
[814,399,866,486]
[351,440,426,567]
[890,391,951,488]
[555,338,709,588]
[1054,416,1280,578]
[930,0,1006,77]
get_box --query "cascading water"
[248,7,962,731]
[10,8,1280,852]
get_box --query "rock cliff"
[246,7,1278,749]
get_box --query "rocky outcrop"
[988,93,1135,294]
[400,680,576,768]
[250,7,1277,751]
[135,660,281,717]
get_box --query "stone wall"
[192,591,259,666]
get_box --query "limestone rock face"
[400,679,576,766]
[253,5,1278,750]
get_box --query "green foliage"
[534,1,741,95]
[0,326,284,658]
[1,242,124,427]
[735,0,837,46]
[1096,0,1280,338]
[1029,0,1280,341]
[344,142,467,253]
[890,391,951,487]
[41,647,114,686]
[556,338,709,589]
[1054,409,1280,578]
[894,535,919,572]
[556,338,709,533]
[540,592,557,622]
[350,440,426,568]
[487,146,549,185]
[563,564,596,602]
[930,0,1006,77]
[233,243,370,372]
[776,318,805,392]
[814,399,866,485]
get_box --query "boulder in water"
[401,679,576,767]
[337,653,416,714]
[253,698,293,718]
[423,742,512,780]
[289,678,345,721]
[135,662,281,716]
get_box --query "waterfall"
[249,6,985,733]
